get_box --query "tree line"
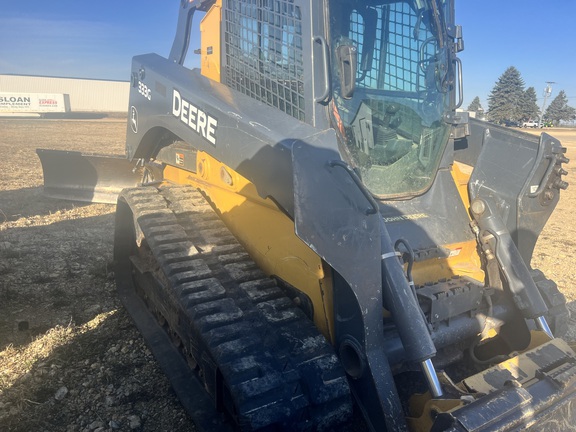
[467,66,575,126]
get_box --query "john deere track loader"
[37,0,575,430]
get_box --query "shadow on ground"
[0,310,191,432]
[0,187,96,222]
[0,211,117,351]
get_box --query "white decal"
[138,81,152,100]
[172,89,217,145]
[382,213,429,223]
[448,248,462,258]
[130,106,138,133]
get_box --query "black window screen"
[348,2,436,93]
[223,0,306,121]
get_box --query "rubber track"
[118,186,352,431]
[530,269,570,338]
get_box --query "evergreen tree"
[467,96,482,112]
[520,87,540,121]
[544,90,576,126]
[487,66,525,124]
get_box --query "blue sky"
[1,1,575,110]
[458,1,576,110]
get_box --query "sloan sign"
[0,92,68,113]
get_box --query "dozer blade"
[36,149,143,203]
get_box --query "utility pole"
[538,82,555,127]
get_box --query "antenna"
[539,81,556,127]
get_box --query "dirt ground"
[522,127,576,312]
[0,119,194,432]
[0,119,575,431]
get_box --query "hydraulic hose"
[394,238,430,334]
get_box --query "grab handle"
[314,36,331,103]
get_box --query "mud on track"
[0,119,575,431]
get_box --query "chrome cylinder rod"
[421,359,443,398]
[535,316,554,339]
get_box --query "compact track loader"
[37,0,575,430]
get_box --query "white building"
[0,74,130,113]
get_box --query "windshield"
[329,0,452,198]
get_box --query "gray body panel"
[126,53,337,217]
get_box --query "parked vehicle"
[522,119,540,128]
[504,119,520,127]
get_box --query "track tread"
[117,185,352,431]
[531,269,570,337]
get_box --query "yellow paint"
[410,240,484,285]
[452,161,474,210]
[163,153,335,341]
[408,161,485,285]
[200,0,221,82]
[407,393,463,432]
[524,330,553,351]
